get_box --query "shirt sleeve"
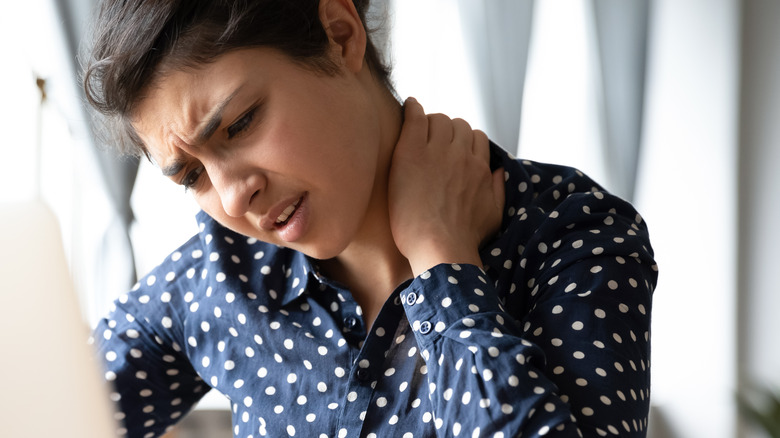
[400,191,657,437]
[92,279,210,438]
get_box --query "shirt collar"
[277,250,323,307]
[194,210,322,308]
[481,142,522,275]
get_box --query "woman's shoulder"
[491,143,605,204]
[490,143,639,224]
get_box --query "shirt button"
[419,321,432,335]
[405,292,418,306]
[344,316,358,329]
[356,369,370,381]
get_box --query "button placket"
[344,316,358,329]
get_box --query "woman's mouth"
[275,197,301,227]
[272,193,308,243]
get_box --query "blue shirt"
[92,144,657,438]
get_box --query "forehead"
[131,49,271,160]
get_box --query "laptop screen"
[0,201,118,437]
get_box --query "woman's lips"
[275,193,308,243]
[274,197,301,225]
[259,193,308,242]
[260,194,304,231]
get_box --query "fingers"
[400,97,491,171]
[398,97,428,150]
[473,128,490,166]
[426,113,453,144]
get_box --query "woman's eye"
[181,167,204,193]
[227,109,256,139]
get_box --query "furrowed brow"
[196,88,242,143]
[161,159,187,177]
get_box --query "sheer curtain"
[590,0,650,202]
[52,0,141,322]
[456,0,534,152]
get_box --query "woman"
[83,0,658,437]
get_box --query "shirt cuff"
[400,263,509,349]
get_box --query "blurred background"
[0,0,778,437]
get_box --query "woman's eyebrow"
[196,87,243,143]
[161,159,186,177]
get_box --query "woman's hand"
[388,97,505,277]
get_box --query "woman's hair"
[81,0,392,157]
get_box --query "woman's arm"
[92,262,210,438]
[388,99,656,436]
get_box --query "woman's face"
[132,48,387,260]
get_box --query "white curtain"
[51,0,140,321]
[590,0,650,201]
[456,0,649,201]
[456,0,534,152]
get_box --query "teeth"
[275,198,300,224]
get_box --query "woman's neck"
[319,85,410,328]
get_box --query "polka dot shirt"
[92,144,658,438]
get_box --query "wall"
[738,1,780,437]
[637,0,740,437]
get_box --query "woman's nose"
[209,164,264,218]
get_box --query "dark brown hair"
[82,0,393,157]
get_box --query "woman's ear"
[318,0,367,73]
